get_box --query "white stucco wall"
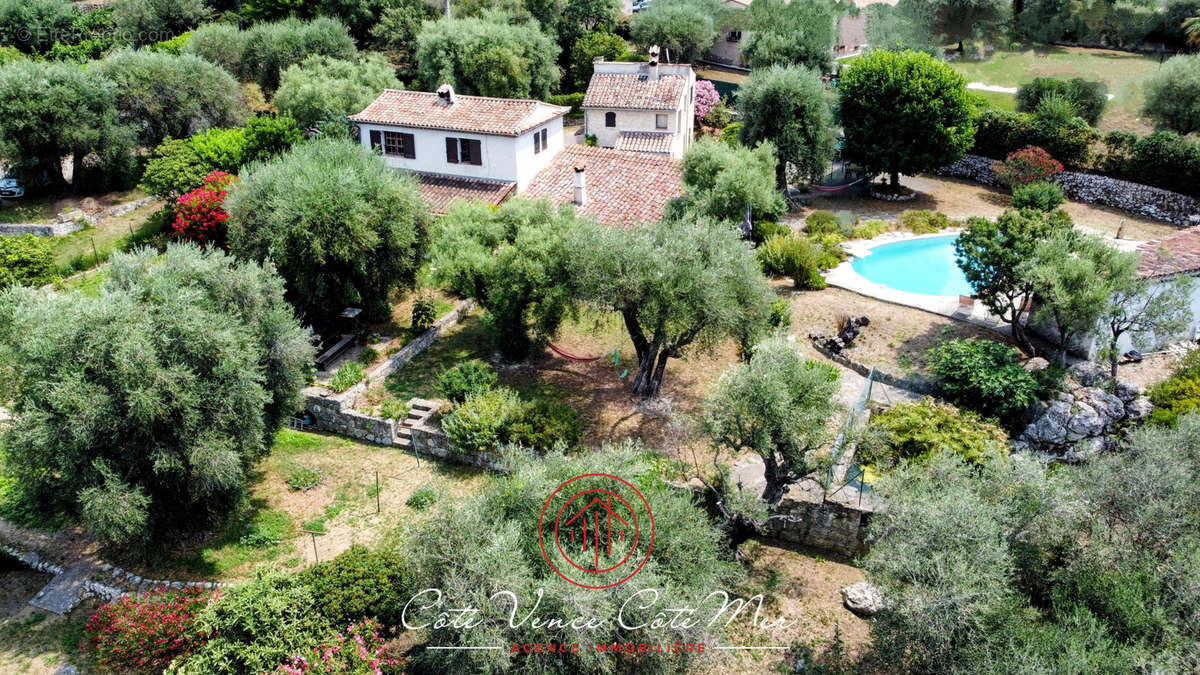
[356,118,564,190]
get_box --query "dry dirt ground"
[0,566,92,674]
[796,174,1179,242]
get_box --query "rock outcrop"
[841,582,886,617]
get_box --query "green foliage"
[0,0,76,54]
[737,64,836,187]
[274,53,400,130]
[410,297,437,333]
[94,49,247,148]
[112,0,209,47]
[436,360,498,403]
[849,219,891,239]
[547,92,586,115]
[927,338,1039,426]
[0,234,56,289]
[1149,351,1200,426]
[139,138,212,199]
[228,138,428,324]
[861,398,1008,467]
[504,398,584,452]
[369,0,436,73]
[757,233,826,289]
[741,0,844,71]
[181,21,247,75]
[704,337,840,502]
[149,30,192,55]
[179,570,331,674]
[1142,53,1200,136]
[720,121,743,145]
[84,587,215,672]
[441,386,524,454]
[1011,180,1065,211]
[327,361,364,392]
[1099,273,1193,379]
[897,209,950,234]
[972,107,1098,170]
[1016,77,1108,126]
[415,14,560,100]
[406,486,437,509]
[805,210,838,234]
[210,17,359,93]
[840,49,974,185]
[431,198,581,360]
[1102,129,1200,199]
[378,397,408,420]
[0,245,313,545]
[672,136,785,224]
[242,113,304,164]
[357,346,379,366]
[749,219,789,245]
[285,466,325,491]
[629,0,724,62]
[567,30,630,92]
[301,545,417,627]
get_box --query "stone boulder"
[841,582,885,617]
[1015,363,1152,459]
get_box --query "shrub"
[273,620,401,674]
[1149,352,1200,426]
[694,79,720,120]
[547,92,585,115]
[757,233,826,289]
[0,234,55,289]
[84,587,216,672]
[850,219,891,239]
[703,99,733,128]
[721,121,743,145]
[898,209,950,234]
[172,170,236,247]
[503,398,584,452]
[301,546,417,627]
[996,146,1063,188]
[805,210,839,234]
[378,398,408,420]
[1011,180,1065,211]
[1104,130,1200,199]
[327,362,364,393]
[927,338,1040,426]
[1142,53,1200,136]
[810,231,847,268]
[410,297,436,333]
[750,220,789,245]
[972,108,1096,170]
[285,466,324,492]
[1016,77,1108,126]
[436,360,497,404]
[441,386,523,454]
[860,398,1009,467]
[768,297,792,331]
[406,486,437,510]
[357,346,379,366]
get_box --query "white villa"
[581,50,696,159]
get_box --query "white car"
[632,0,652,11]
[0,177,24,199]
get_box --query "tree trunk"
[760,453,788,505]
[889,171,899,187]
[631,347,670,399]
[957,40,964,53]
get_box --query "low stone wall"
[933,154,1200,227]
[0,221,83,237]
[762,479,875,559]
[408,421,506,472]
[810,338,938,395]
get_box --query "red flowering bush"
[173,170,237,247]
[83,586,218,672]
[275,620,403,675]
[995,146,1064,188]
[695,79,719,121]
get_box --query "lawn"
[51,200,166,272]
[948,46,1162,133]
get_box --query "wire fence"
[825,368,875,489]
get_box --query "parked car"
[0,177,24,199]
[632,0,652,11]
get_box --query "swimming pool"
[850,235,974,297]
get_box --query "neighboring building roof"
[524,145,681,228]
[583,73,686,111]
[1137,228,1200,279]
[615,131,674,154]
[348,89,569,137]
[415,173,515,213]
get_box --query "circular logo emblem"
[538,473,654,589]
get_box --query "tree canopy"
[274,53,400,129]
[628,0,724,63]
[740,0,845,72]
[1142,53,1200,136]
[736,64,837,187]
[227,137,429,324]
[112,0,210,47]
[840,49,974,187]
[0,244,313,545]
[671,136,786,224]
[415,13,560,100]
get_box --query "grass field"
[948,46,1162,133]
[51,201,165,271]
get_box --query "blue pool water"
[851,235,974,297]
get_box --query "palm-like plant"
[1185,16,1200,45]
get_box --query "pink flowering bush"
[274,620,403,675]
[173,170,237,247]
[695,79,719,121]
[994,146,1064,188]
[83,586,218,672]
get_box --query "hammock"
[548,342,605,362]
[810,176,867,193]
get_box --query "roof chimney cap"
[435,83,456,106]
[648,45,660,66]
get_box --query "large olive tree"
[736,64,837,187]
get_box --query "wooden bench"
[315,333,355,371]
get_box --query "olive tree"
[0,244,313,545]
[112,0,210,47]
[227,138,429,324]
[274,53,399,129]
[671,136,785,224]
[736,64,837,187]
[573,216,776,399]
[1098,272,1193,379]
[740,0,844,71]
[629,0,725,62]
[839,49,974,189]
[431,198,584,361]
[415,14,560,100]
[1143,54,1200,136]
[0,0,76,54]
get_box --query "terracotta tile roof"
[349,89,568,137]
[615,131,674,154]
[1138,228,1200,279]
[523,145,681,228]
[583,73,686,111]
[415,173,515,213]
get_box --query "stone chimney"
[573,164,587,207]
[436,83,456,106]
[648,45,660,81]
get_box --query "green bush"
[1011,180,1066,211]
[327,362,364,393]
[546,92,585,115]
[441,386,523,454]
[972,108,1098,170]
[378,397,408,420]
[757,233,826,289]
[769,296,792,331]
[702,99,732,127]
[1102,130,1200,199]
[898,210,950,234]
[406,486,437,510]
[721,121,743,145]
[148,31,192,55]
[0,234,55,289]
[301,545,417,627]
[285,466,324,491]
[860,398,1009,467]
[849,219,891,239]
[805,210,839,234]
[503,398,583,452]
[411,297,436,333]
[1149,351,1200,426]
[810,231,847,269]
[436,360,498,404]
[750,220,789,245]
[927,338,1039,427]
[1016,77,1108,126]
[357,346,379,366]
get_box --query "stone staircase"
[394,398,439,449]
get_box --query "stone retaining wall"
[763,479,875,559]
[0,197,159,238]
[810,338,938,396]
[933,154,1200,227]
